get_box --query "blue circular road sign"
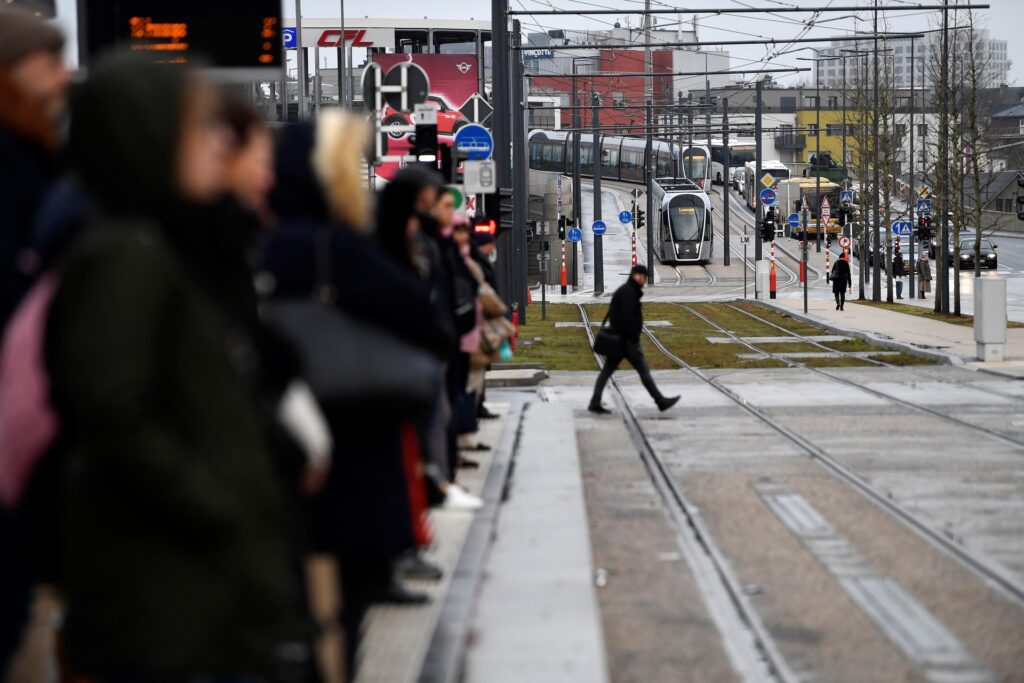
[454,123,494,160]
[567,227,582,243]
[891,221,913,236]
[759,188,777,206]
[618,210,633,224]
[788,212,801,229]
[592,220,607,235]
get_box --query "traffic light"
[486,187,514,234]
[838,206,847,227]
[558,215,567,240]
[1017,193,1024,221]
[636,209,646,230]
[474,217,497,236]
[412,120,438,162]
[761,207,776,241]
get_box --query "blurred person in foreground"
[469,227,501,420]
[263,114,446,681]
[44,51,309,680]
[0,7,68,670]
[0,7,70,329]
[588,265,680,414]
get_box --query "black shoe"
[657,396,681,412]
[396,552,443,581]
[588,404,612,415]
[376,579,430,605]
[836,303,840,310]
[477,408,500,420]
[456,456,480,469]
[461,443,491,452]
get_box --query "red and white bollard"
[769,239,777,299]
[631,229,638,267]
[799,240,806,283]
[825,238,831,282]
[560,239,567,295]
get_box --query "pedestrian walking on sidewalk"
[589,265,680,414]
[894,248,906,299]
[830,250,852,310]
[918,250,931,299]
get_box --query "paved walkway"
[769,296,1024,376]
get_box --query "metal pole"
[815,70,822,253]
[313,46,321,116]
[541,224,547,319]
[909,38,916,297]
[295,0,306,120]
[491,0,513,305]
[755,78,764,267]
[338,0,346,110]
[939,3,950,313]
[572,61,582,290]
[723,97,731,266]
[511,20,528,322]
[842,56,848,190]
[593,89,604,294]
[872,2,882,300]
[646,98,655,280]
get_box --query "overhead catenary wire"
[506,3,990,15]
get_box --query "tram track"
[725,302,1024,404]
[576,304,797,683]
[632,304,1024,609]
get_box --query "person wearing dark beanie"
[0,7,69,329]
[0,8,68,672]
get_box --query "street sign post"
[916,198,932,215]
[891,220,913,237]
[567,227,582,242]
[454,123,494,160]
[761,173,775,188]
[592,219,607,235]
[788,212,800,236]
[759,188,777,206]
[459,93,493,125]
[839,235,851,249]
[821,196,831,219]
[839,190,854,205]
[618,210,632,224]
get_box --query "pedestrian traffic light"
[486,187,514,234]
[761,207,776,241]
[1017,193,1024,221]
[838,206,847,227]
[636,209,646,230]
[413,121,438,162]
[474,217,497,236]
[558,215,567,240]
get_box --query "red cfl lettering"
[317,29,373,47]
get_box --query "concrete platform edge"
[753,299,965,367]
[417,398,527,683]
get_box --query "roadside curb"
[751,299,966,367]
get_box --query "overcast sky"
[291,0,1024,86]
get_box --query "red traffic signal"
[474,218,497,236]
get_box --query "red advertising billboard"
[371,54,480,182]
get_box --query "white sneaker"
[443,484,484,511]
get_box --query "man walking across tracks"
[589,265,680,414]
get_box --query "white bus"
[743,160,791,211]
[709,137,756,187]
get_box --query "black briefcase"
[593,314,625,357]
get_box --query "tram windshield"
[682,151,708,179]
[668,196,706,241]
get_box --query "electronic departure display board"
[78,0,282,77]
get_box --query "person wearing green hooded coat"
[43,51,310,680]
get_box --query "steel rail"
[576,303,798,682]
[637,311,1024,607]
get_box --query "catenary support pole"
[295,0,306,120]
[593,89,604,294]
[572,62,583,290]
[491,0,513,308]
[338,0,346,110]
[723,97,731,266]
[909,37,916,297]
[815,65,822,253]
[755,78,764,278]
[646,98,655,281]
[872,2,882,301]
[511,20,528,322]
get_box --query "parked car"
[383,95,468,139]
[955,238,998,269]
[733,168,746,194]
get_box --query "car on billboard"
[383,95,468,139]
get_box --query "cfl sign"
[317,29,374,47]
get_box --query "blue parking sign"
[283,28,297,49]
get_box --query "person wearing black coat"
[893,248,906,299]
[831,253,853,310]
[589,265,680,414]
[44,51,308,679]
